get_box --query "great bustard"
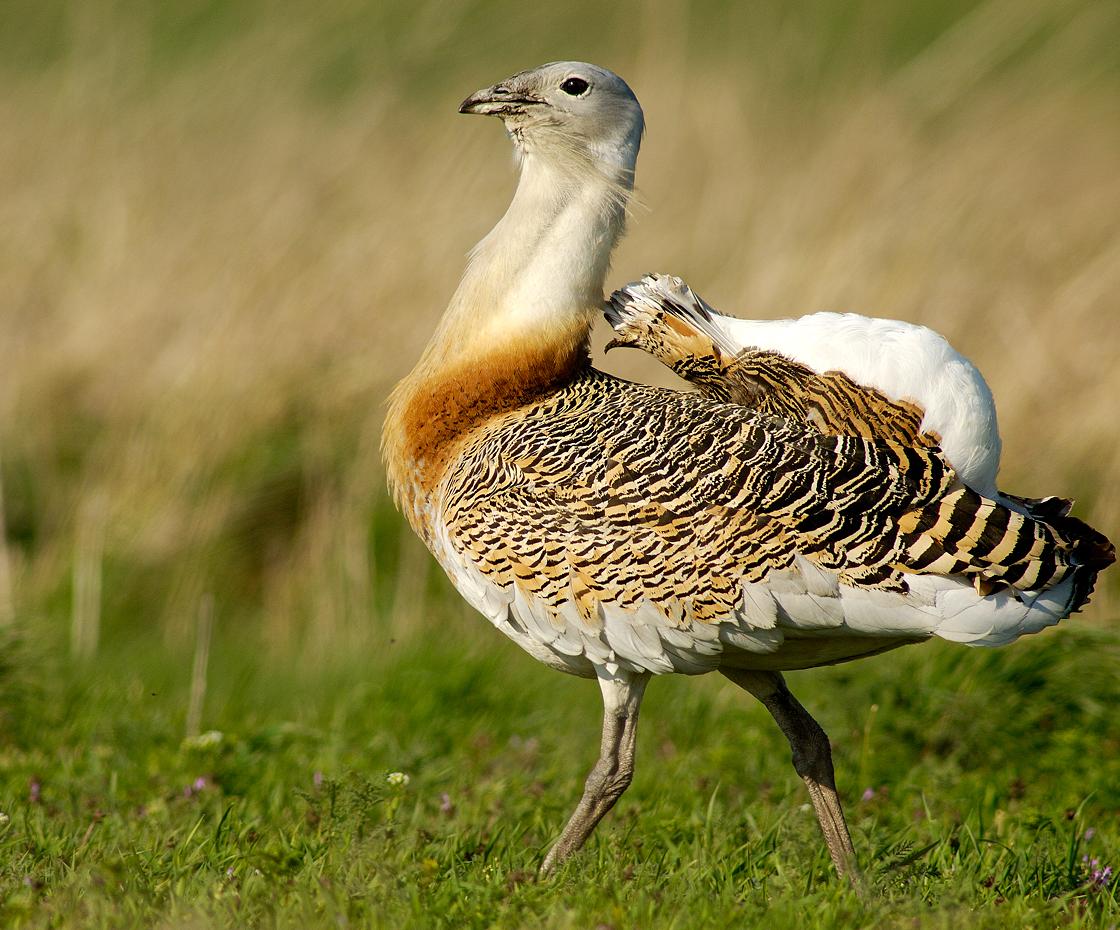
[381,62,1114,881]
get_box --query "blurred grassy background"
[2,0,1118,659]
[2,2,1120,926]
[0,0,1115,672]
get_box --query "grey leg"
[721,668,859,883]
[539,667,650,877]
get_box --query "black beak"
[459,84,544,116]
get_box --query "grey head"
[459,61,644,172]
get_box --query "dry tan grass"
[1,1,1117,650]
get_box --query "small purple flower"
[861,787,875,802]
[439,793,454,815]
[29,780,41,804]
[313,771,324,788]
[183,776,210,797]
[1084,827,1096,841]
[226,866,234,879]
[1091,865,1113,888]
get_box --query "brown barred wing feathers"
[435,373,1107,677]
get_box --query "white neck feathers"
[423,150,633,367]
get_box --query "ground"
[2,619,1117,928]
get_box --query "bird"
[381,61,1114,883]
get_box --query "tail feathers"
[1003,492,1115,572]
[897,485,1114,615]
[1004,492,1073,520]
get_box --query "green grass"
[2,619,1118,928]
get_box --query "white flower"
[386,771,411,787]
[0,812,9,827]
[182,730,224,751]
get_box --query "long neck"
[423,152,630,370]
[383,150,632,528]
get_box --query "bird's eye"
[560,77,590,96]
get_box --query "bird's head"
[459,61,644,177]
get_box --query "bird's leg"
[721,668,859,884]
[539,667,649,877]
